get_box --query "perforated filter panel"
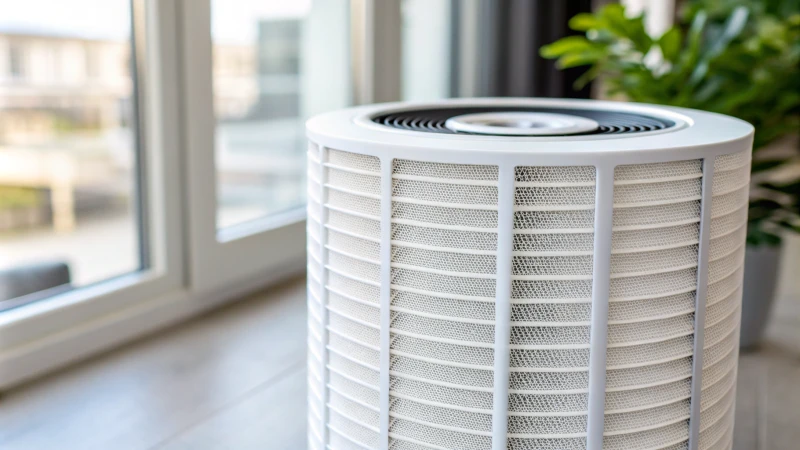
[307,100,751,450]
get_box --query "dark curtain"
[483,0,593,98]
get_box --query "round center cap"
[444,112,599,136]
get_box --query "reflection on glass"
[212,0,313,229]
[0,0,141,311]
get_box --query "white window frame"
[180,0,401,291]
[0,0,403,390]
[179,2,307,292]
[0,0,186,388]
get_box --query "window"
[211,0,312,229]
[7,41,25,79]
[401,0,453,101]
[0,0,378,389]
[0,0,142,311]
[85,45,99,79]
[179,0,350,292]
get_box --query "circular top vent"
[372,105,675,136]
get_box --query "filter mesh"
[389,159,499,448]
[696,150,750,449]
[601,160,699,448]
[506,165,595,446]
[309,144,748,449]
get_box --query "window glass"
[212,0,348,229]
[401,0,453,101]
[0,0,141,311]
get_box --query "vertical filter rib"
[688,159,714,449]
[379,158,393,449]
[318,145,330,446]
[586,165,615,450]
[491,165,516,450]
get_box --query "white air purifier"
[305,98,752,450]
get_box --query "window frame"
[0,0,184,388]
[0,0,404,389]
[179,1,308,292]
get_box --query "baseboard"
[0,260,305,391]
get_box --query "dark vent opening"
[372,106,674,135]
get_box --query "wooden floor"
[1,274,799,450]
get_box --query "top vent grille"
[372,106,675,136]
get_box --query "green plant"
[541,1,800,246]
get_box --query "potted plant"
[541,1,800,348]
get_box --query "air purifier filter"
[305,98,752,450]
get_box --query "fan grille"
[372,106,675,135]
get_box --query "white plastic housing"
[305,98,753,450]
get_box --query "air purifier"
[305,98,752,450]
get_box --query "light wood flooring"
[1,274,798,450]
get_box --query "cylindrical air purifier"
[305,98,753,450]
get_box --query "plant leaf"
[761,181,800,196]
[556,51,603,69]
[600,4,653,53]
[778,220,800,234]
[749,198,784,217]
[708,6,750,60]
[540,36,592,58]
[693,76,723,103]
[750,159,787,173]
[747,228,783,247]
[677,10,707,83]
[573,66,601,89]
[569,13,603,31]
[689,6,750,86]
[659,27,682,62]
